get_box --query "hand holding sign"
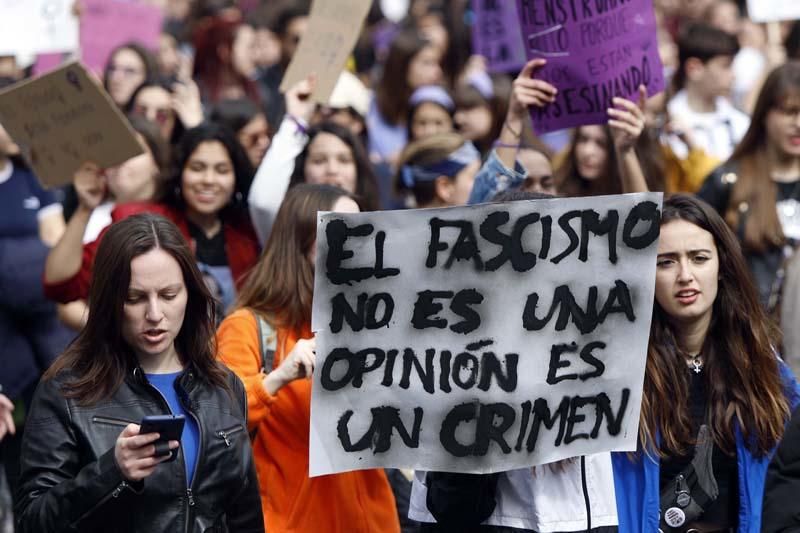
[264,337,317,395]
[285,75,318,124]
[607,85,647,154]
[73,161,107,211]
[509,59,558,119]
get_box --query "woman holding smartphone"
[15,214,263,533]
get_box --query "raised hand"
[285,75,317,124]
[608,84,647,154]
[73,162,107,211]
[171,79,204,129]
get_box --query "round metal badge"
[664,507,686,528]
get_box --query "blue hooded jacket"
[611,361,800,532]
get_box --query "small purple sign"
[515,0,664,134]
[472,0,526,73]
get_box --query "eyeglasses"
[132,104,172,125]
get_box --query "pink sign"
[80,0,163,73]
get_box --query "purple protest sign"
[472,0,527,73]
[80,0,163,74]
[515,0,664,134]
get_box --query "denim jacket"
[467,150,527,205]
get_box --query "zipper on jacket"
[580,456,591,532]
[216,424,245,447]
[69,480,129,528]
[178,388,204,533]
[91,415,135,427]
[138,375,198,533]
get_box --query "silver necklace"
[688,354,703,374]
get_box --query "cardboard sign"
[746,0,800,23]
[515,0,665,134]
[80,0,163,73]
[0,62,143,188]
[472,0,527,73]
[0,0,79,56]
[279,0,372,104]
[309,193,661,476]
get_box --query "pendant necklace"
[688,354,703,374]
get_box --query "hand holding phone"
[114,417,182,482]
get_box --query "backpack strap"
[250,309,277,373]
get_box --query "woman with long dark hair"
[16,213,262,532]
[367,29,444,165]
[698,61,800,309]
[217,183,400,533]
[44,122,259,314]
[103,43,158,109]
[612,194,800,531]
[247,77,380,244]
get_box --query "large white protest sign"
[0,0,79,56]
[746,0,800,23]
[310,193,662,476]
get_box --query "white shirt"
[409,453,618,532]
[667,89,750,162]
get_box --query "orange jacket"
[216,309,400,533]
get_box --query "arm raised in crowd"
[468,59,556,205]
[247,76,316,245]
[608,85,649,194]
[43,163,105,290]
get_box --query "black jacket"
[14,366,264,533]
[762,405,800,532]
[697,163,786,308]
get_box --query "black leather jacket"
[14,366,264,533]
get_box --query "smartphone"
[139,414,185,462]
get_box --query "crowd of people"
[1,0,800,531]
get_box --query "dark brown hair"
[45,214,229,404]
[290,121,380,211]
[375,30,432,125]
[556,125,622,197]
[673,22,739,91]
[234,183,356,332]
[453,75,510,156]
[725,61,800,253]
[639,194,789,457]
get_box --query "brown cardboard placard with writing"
[0,61,143,188]
[279,0,372,104]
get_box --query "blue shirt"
[146,372,200,485]
[0,162,58,238]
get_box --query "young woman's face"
[237,113,270,167]
[303,132,358,193]
[106,136,159,203]
[439,160,480,207]
[655,219,719,327]
[181,141,236,217]
[232,24,257,78]
[410,102,453,140]
[157,33,180,77]
[407,45,443,89]
[517,149,556,195]
[107,48,147,107]
[766,98,800,159]
[454,104,493,141]
[574,126,609,181]
[132,86,176,141]
[122,247,188,364]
